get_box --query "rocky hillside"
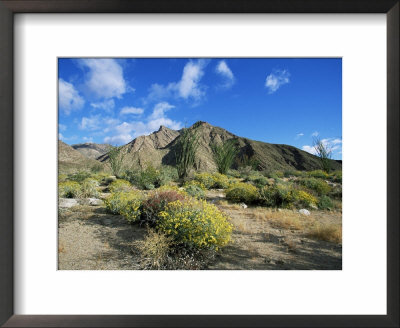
[59,141,105,173]
[71,143,113,160]
[98,121,341,172]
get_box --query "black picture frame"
[0,1,398,327]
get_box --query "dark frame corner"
[0,1,398,327]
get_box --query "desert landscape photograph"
[58,58,342,270]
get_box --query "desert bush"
[258,184,292,208]
[90,163,103,173]
[108,146,125,177]
[141,190,186,226]
[330,170,342,183]
[194,172,231,189]
[194,172,215,189]
[227,169,241,178]
[225,182,259,203]
[124,165,178,190]
[184,184,206,199]
[211,139,239,174]
[258,184,317,209]
[291,190,318,208]
[308,170,329,179]
[158,199,233,250]
[80,178,100,198]
[135,229,173,269]
[157,166,179,186]
[330,184,342,199]
[283,170,303,177]
[297,178,331,195]
[68,171,91,183]
[108,179,132,193]
[175,128,199,179]
[183,179,206,190]
[59,181,81,198]
[104,191,142,217]
[58,174,68,183]
[318,195,334,210]
[307,223,342,243]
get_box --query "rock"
[59,198,78,208]
[310,204,318,210]
[88,198,103,206]
[218,193,225,198]
[276,259,285,265]
[299,209,311,216]
[240,203,248,209]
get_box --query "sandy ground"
[58,190,342,270]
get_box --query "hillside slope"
[59,140,105,173]
[98,121,341,172]
[72,143,112,160]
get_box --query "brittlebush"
[104,191,143,223]
[158,199,232,250]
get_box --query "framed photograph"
[1,0,398,327]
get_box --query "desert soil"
[58,190,342,270]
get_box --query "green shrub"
[291,190,318,208]
[80,178,100,198]
[58,174,68,183]
[308,170,329,179]
[194,172,231,189]
[258,184,317,209]
[283,170,303,177]
[108,179,132,192]
[184,184,206,199]
[59,181,81,198]
[318,195,334,210]
[297,178,331,195]
[225,182,259,203]
[330,170,342,183]
[258,184,292,208]
[141,190,186,226]
[68,171,91,183]
[194,172,215,189]
[104,191,143,220]
[158,199,233,250]
[211,139,239,175]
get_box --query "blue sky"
[58,58,342,159]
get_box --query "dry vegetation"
[58,168,342,270]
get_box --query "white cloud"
[90,99,115,112]
[58,78,84,115]
[103,102,182,145]
[59,124,67,132]
[215,60,235,88]
[295,133,304,139]
[311,131,319,137]
[302,145,317,155]
[148,102,174,120]
[147,60,206,102]
[80,59,128,99]
[79,115,101,130]
[104,134,133,145]
[120,106,144,115]
[58,133,64,140]
[265,69,290,94]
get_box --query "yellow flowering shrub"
[225,182,259,203]
[308,170,329,179]
[194,172,232,189]
[258,184,317,209]
[194,172,215,189]
[59,181,81,198]
[291,190,318,208]
[183,179,206,190]
[158,199,233,250]
[104,191,143,222]
[108,179,132,192]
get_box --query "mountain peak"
[192,121,211,129]
[158,125,172,132]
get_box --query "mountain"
[58,140,105,173]
[98,121,341,172]
[71,143,113,160]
